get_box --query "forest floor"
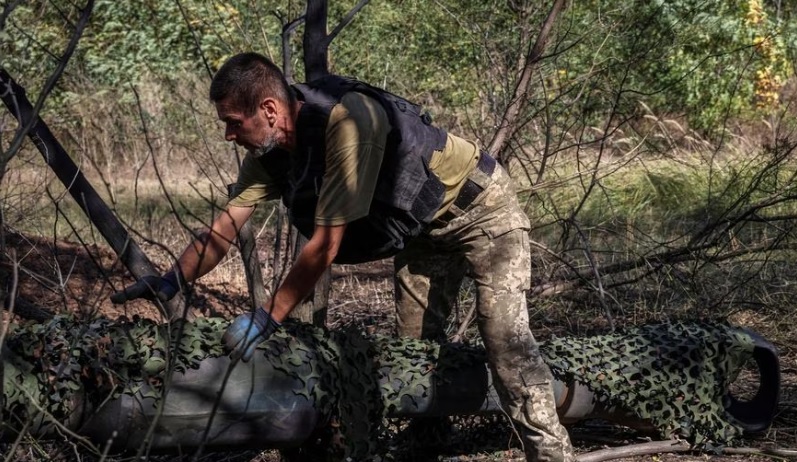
[1,230,796,462]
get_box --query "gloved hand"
[223,308,281,362]
[110,273,181,304]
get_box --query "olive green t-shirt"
[228,91,479,223]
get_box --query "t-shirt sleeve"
[227,152,285,207]
[428,134,480,218]
[314,92,390,226]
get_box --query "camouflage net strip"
[543,322,755,448]
[2,316,227,422]
[263,324,386,460]
[2,316,757,458]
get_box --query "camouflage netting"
[2,316,757,458]
[2,316,227,427]
[2,316,381,460]
[543,322,755,448]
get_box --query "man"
[111,52,574,462]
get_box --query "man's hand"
[223,308,281,362]
[110,273,180,304]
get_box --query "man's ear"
[260,98,278,125]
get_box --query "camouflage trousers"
[394,159,575,462]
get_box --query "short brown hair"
[209,53,294,116]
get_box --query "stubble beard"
[249,133,279,158]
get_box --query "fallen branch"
[576,440,691,462]
[724,446,797,458]
[576,440,797,462]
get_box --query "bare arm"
[265,223,345,321]
[172,204,255,282]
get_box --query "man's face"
[215,98,278,157]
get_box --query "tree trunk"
[303,0,330,81]
[227,185,269,310]
[241,0,370,326]
[287,0,334,324]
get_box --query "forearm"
[173,230,234,282]
[267,243,331,321]
[221,224,343,361]
[266,225,343,321]
[169,205,254,283]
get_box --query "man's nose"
[225,126,235,141]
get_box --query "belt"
[438,152,496,223]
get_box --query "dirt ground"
[1,230,796,461]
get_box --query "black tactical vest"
[259,75,448,264]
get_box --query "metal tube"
[1,320,780,453]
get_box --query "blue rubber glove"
[110,273,180,304]
[223,308,281,362]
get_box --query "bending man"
[111,52,574,462]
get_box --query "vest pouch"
[334,208,423,264]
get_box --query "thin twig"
[451,303,477,343]
[173,0,213,79]
[0,248,18,348]
[571,219,615,330]
[577,440,797,462]
[1,417,31,462]
[129,84,195,322]
[16,386,103,456]
[0,0,23,31]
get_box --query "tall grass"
[511,109,797,338]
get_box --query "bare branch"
[571,219,615,330]
[295,0,369,81]
[250,0,277,62]
[2,413,31,461]
[281,13,306,84]
[174,0,214,79]
[0,70,191,321]
[487,0,566,160]
[451,303,476,343]
[531,230,797,299]
[129,84,199,321]
[328,0,370,42]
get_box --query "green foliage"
[0,0,266,90]
[3,1,794,136]
[556,0,794,134]
[318,0,537,137]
